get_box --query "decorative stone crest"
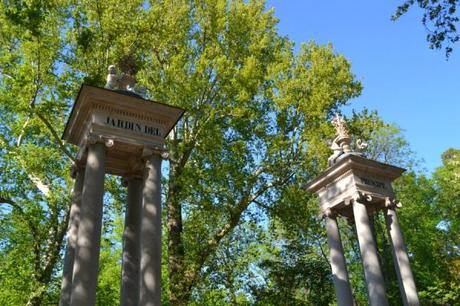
[328,114,367,167]
[331,114,350,142]
[105,65,136,92]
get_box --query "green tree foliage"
[0,0,361,304]
[0,1,458,305]
[349,110,418,169]
[419,148,460,305]
[433,149,460,239]
[390,149,460,306]
[392,0,459,57]
[0,1,76,304]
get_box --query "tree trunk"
[167,158,188,305]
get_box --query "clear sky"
[266,0,460,172]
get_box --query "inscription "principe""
[360,177,385,189]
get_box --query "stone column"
[139,153,162,306]
[384,206,420,306]
[70,142,106,306]
[120,176,143,306]
[59,167,85,306]
[353,199,389,306]
[324,211,354,306]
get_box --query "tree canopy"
[0,1,458,305]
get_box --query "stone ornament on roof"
[328,114,367,167]
[105,65,136,92]
[104,55,147,97]
[331,113,350,140]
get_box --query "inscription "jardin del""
[105,116,161,137]
[359,177,386,189]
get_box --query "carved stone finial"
[327,114,369,166]
[324,208,337,219]
[356,138,368,150]
[328,114,352,166]
[105,64,137,92]
[105,65,118,90]
[331,114,350,140]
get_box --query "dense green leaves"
[0,1,458,305]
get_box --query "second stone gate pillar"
[306,114,419,306]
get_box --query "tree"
[433,148,460,239]
[3,1,427,305]
[0,0,361,303]
[392,0,459,57]
[422,148,460,305]
[0,0,362,304]
[392,170,459,305]
[0,0,76,304]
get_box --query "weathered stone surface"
[306,154,405,218]
[61,86,183,305]
[325,214,354,306]
[306,153,419,306]
[62,85,184,176]
[70,143,106,306]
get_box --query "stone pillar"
[60,167,85,306]
[120,177,143,306]
[325,211,354,306]
[139,153,162,306]
[353,199,389,306]
[384,206,420,306]
[70,142,106,306]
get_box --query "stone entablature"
[62,84,184,176]
[306,154,404,218]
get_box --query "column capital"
[323,208,338,219]
[85,133,115,149]
[385,197,402,210]
[70,158,87,178]
[142,146,169,160]
[122,174,144,186]
[353,191,373,203]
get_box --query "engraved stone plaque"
[62,85,184,176]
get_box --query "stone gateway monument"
[306,115,420,306]
[59,72,184,306]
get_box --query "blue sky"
[266,0,460,172]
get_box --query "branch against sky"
[392,0,460,57]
